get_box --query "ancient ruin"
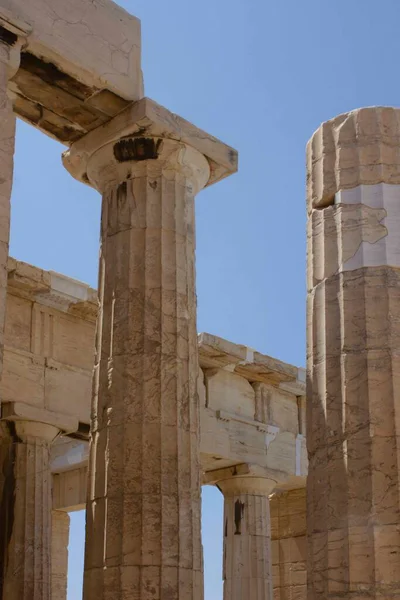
[0,1,397,600]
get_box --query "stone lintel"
[1,401,78,433]
[199,332,304,389]
[6,258,305,394]
[50,437,89,473]
[62,96,238,187]
[0,0,143,100]
[7,257,98,320]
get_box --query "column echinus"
[63,97,238,600]
[307,107,400,599]
[218,476,275,600]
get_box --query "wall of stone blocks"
[270,488,307,600]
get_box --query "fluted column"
[63,98,237,600]
[0,421,60,599]
[51,511,70,600]
[218,477,275,600]
[307,107,400,599]
[0,22,28,376]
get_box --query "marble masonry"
[0,1,398,600]
[3,258,307,600]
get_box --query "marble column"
[63,98,237,600]
[0,421,60,599]
[218,477,275,600]
[64,110,226,600]
[270,488,307,600]
[51,511,70,600]
[307,107,400,599]
[0,23,27,377]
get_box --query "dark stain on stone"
[0,422,21,597]
[149,180,157,190]
[67,422,90,442]
[0,27,17,47]
[20,52,95,101]
[234,499,245,535]
[81,173,89,184]
[224,518,228,537]
[117,181,127,200]
[113,137,162,163]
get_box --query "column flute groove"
[63,98,237,600]
[307,106,400,600]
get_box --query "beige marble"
[0,19,28,382]
[0,255,307,596]
[270,489,306,600]
[307,106,400,599]
[0,420,59,599]
[218,477,275,600]
[307,106,400,210]
[63,100,237,599]
[0,0,143,101]
[51,511,70,600]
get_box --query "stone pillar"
[218,477,275,600]
[307,107,400,599]
[0,21,28,377]
[51,511,70,600]
[0,420,60,600]
[270,488,307,600]
[63,98,237,600]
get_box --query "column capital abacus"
[62,96,238,193]
[218,476,277,497]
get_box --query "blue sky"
[9,0,400,598]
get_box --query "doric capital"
[1,401,79,435]
[0,10,31,77]
[307,106,400,212]
[218,476,277,497]
[62,96,238,192]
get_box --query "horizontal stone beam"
[0,1,143,100]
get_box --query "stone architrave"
[307,106,400,599]
[63,97,237,600]
[218,477,275,600]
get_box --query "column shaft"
[307,107,400,599]
[0,41,16,376]
[0,421,59,600]
[270,488,307,600]
[83,143,208,599]
[219,478,274,600]
[51,511,70,600]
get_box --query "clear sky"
[9,0,400,598]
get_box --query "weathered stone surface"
[0,0,143,100]
[0,26,26,383]
[0,260,96,424]
[270,489,306,600]
[0,421,59,600]
[62,94,239,598]
[307,106,400,599]
[307,106,400,210]
[51,511,70,600]
[218,477,276,600]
